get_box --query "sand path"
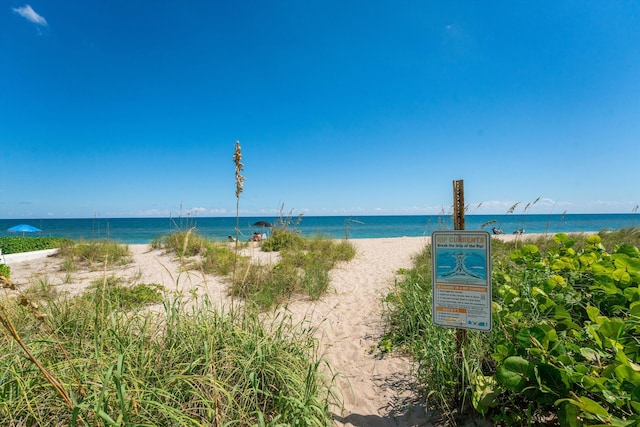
[300,237,433,426]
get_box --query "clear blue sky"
[2,1,639,219]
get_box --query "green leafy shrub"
[487,233,640,425]
[0,237,73,255]
[384,229,640,426]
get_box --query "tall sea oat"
[234,140,245,200]
[233,140,245,283]
[506,201,520,214]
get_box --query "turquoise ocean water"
[0,214,638,244]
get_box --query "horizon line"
[1,211,639,221]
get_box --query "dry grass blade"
[0,303,73,408]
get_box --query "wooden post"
[453,180,465,231]
[452,179,467,405]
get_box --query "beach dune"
[6,235,537,425]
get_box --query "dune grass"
[154,229,245,277]
[1,143,344,426]
[232,230,356,309]
[155,226,356,310]
[58,239,132,271]
[0,281,336,426]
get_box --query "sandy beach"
[4,235,534,426]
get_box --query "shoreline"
[0,231,596,266]
[2,213,634,244]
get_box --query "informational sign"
[431,231,492,332]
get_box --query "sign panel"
[431,231,492,332]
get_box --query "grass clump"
[261,228,306,252]
[160,229,208,257]
[157,230,243,276]
[23,275,59,301]
[83,275,164,311]
[200,243,241,276]
[58,240,132,270]
[233,231,356,309]
[0,264,10,282]
[0,290,335,426]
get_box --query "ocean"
[1,214,639,244]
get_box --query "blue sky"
[1,1,639,219]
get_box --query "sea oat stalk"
[233,140,245,285]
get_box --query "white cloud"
[12,5,47,26]
[209,208,229,215]
[187,207,208,215]
[136,209,171,217]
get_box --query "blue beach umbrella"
[7,224,42,236]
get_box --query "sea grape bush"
[482,233,640,426]
[0,237,73,255]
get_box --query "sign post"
[432,180,492,332]
[432,180,492,404]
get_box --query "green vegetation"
[155,229,244,276]
[59,240,132,270]
[261,227,306,252]
[233,230,356,309]
[83,276,165,311]
[23,274,58,300]
[158,229,209,257]
[0,236,73,255]
[383,229,640,426]
[0,264,10,279]
[0,145,341,426]
[0,287,334,426]
[155,226,356,310]
[0,264,10,284]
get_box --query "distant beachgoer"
[252,232,262,242]
[492,227,504,235]
[513,228,524,235]
[228,235,236,242]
